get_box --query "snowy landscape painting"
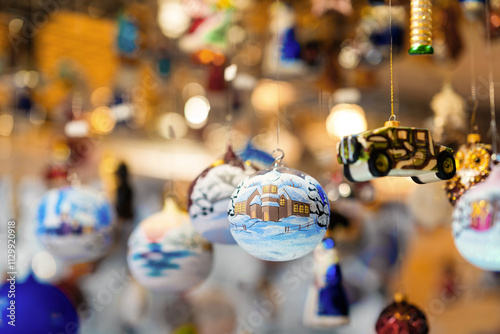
[189,162,256,244]
[228,167,330,261]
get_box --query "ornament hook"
[272,148,285,166]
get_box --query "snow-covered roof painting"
[262,202,280,207]
[250,196,262,206]
[236,186,259,202]
[261,193,280,199]
[280,186,307,202]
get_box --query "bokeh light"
[251,80,295,115]
[326,104,367,139]
[158,112,188,139]
[158,0,191,38]
[32,251,57,280]
[91,106,116,134]
[184,95,210,129]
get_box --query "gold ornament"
[408,0,434,55]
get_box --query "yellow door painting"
[264,212,269,221]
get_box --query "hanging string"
[485,3,499,158]
[276,0,281,148]
[225,9,235,147]
[469,24,479,133]
[389,0,395,120]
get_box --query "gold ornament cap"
[394,292,406,303]
[467,133,481,144]
[385,120,400,127]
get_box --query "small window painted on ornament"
[241,203,245,211]
[280,198,285,206]
[263,186,269,193]
[299,205,304,213]
[271,186,277,193]
[398,130,407,140]
[305,206,309,214]
[294,204,298,212]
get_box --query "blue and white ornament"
[228,155,329,262]
[36,186,114,263]
[128,197,213,293]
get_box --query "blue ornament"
[36,186,114,263]
[228,164,329,261]
[281,28,301,61]
[0,275,79,333]
[117,14,139,55]
[303,237,349,328]
[236,141,275,170]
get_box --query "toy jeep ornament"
[337,120,456,184]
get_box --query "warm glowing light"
[32,251,57,279]
[158,1,191,38]
[158,112,188,139]
[8,18,23,33]
[198,49,214,64]
[182,82,206,101]
[184,95,210,129]
[91,87,113,107]
[65,119,90,137]
[0,114,14,137]
[326,104,367,138]
[224,64,237,82]
[251,80,295,115]
[91,106,116,134]
[338,183,352,197]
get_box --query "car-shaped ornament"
[337,121,456,184]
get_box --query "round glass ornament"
[36,186,114,263]
[446,134,493,206]
[452,164,500,271]
[375,294,429,334]
[188,145,256,244]
[0,275,79,334]
[128,197,213,293]
[228,152,330,261]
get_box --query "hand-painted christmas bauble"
[128,198,213,293]
[446,134,492,205]
[375,295,429,334]
[303,237,349,328]
[0,275,79,333]
[459,0,485,21]
[36,186,114,263]
[228,165,330,261]
[188,146,256,244]
[452,164,500,271]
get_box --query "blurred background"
[0,0,500,333]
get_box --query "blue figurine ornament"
[0,275,79,333]
[303,235,349,328]
[117,12,140,56]
[236,141,275,170]
[228,150,330,261]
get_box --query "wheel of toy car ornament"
[36,186,114,263]
[452,164,500,271]
[338,120,456,184]
[188,145,257,244]
[228,150,330,262]
[127,197,213,293]
[445,134,493,206]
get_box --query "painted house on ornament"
[234,183,310,222]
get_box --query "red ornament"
[375,296,429,334]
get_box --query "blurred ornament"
[36,186,114,263]
[236,141,275,170]
[207,63,226,91]
[459,0,485,21]
[303,236,349,328]
[311,0,352,16]
[408,181,453,230]
[452,165,500,271]
[409,0,434,55]
[430,83,467,146]
[326,104,367,139]
[324,171,375,203]
[0,275,79,334]
[115,162,134,220]
[128,197,213,293]
[117,279,148,329]
[251,80,296,116]
[375,294,429,334]
[158,0,191,39]
[228,154,329,261]
[262,3,305,76]
[191,287,237,334]
[90,106,117,135]
[158,112,189,139]
[446,134,492,205]
[188,146,256,244]
[117,13,140,56]
[432,3,463,62]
